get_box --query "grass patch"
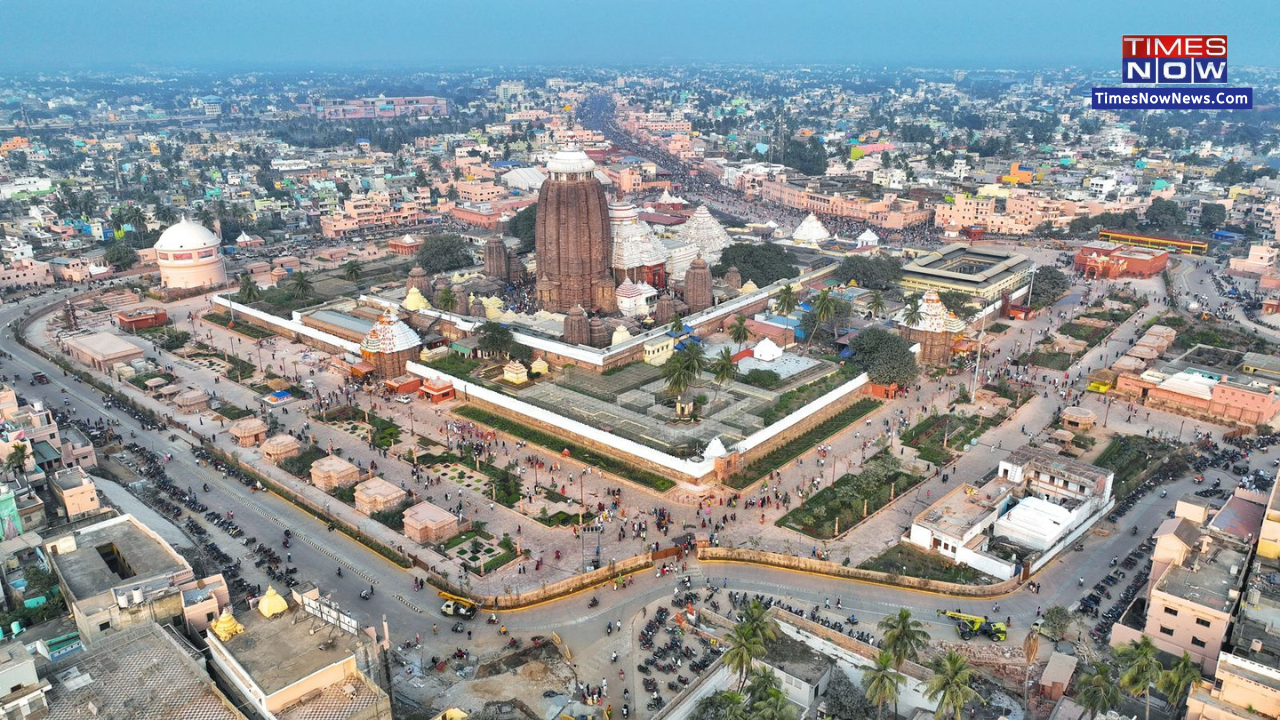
[724,398,882,490]
[442,528,493,551]
[1022,350,1074,371]
[1095,435,1178,500]
[318,406,402,448]
[215,403,254,420]
[426,353,481,377]
[204,312,277,339]
[128,371,177,390]
[859,543,997,584]
[987,322,1011,334]
[1174,324,1275,354]
[760,365,861,426]
[279,445,329,478]
[986,378,1035,408]
[900,412,994,465]
[741,368,784,390]
[778,457,921,539]
[136,326,191,351]
[454,406,676,491]
[1058,322,1109,349]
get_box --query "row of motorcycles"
[637,597,724,711]
[191,447,262,490]
[1081,542,1152,644]
[1107,462,1185,524]
[728,592,875,645]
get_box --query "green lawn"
[987,322,1011,334]
[454,406,675,491]
[724,398,882,490]
[128,371,177,390]
[318,406,402,448]
[760,365,862,426]
[777,458,922,539]
[1023,350,1074,371]
[136,326,191,351]
[203,312,277,339]
[425,354,481,377]
[279,445,330,478]
[215,404,254,420]
[900,412,994,466]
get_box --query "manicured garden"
[760,365,860,426]
[425,353,481,377]
[724,398,882,490]
[215,403,254,420]
[777,456,922,539]
[454,406,676,491]
[1022,349,1074,371]
[859,543,998,585]
[136,326,191,351]
[318,406,402,448]
[128,371,177,390]
[900,412,995,466]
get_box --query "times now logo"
[1122,35,1228,84]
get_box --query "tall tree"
[902,295,924,327]
[435,287,457,314]
[1118,636,1164,720]
[662,343,706,397]
[237,272,262,303]
[1157,652,1200,716]
[710,347,738,404]
[879,608,931,719]
[774,284,798,316]
[341,260,362,281]
[868,291,887,320]
[809,289,838,345]
[287,271,314,300]
[723,623,766,691]
[728,314,752,351]
[925,651,980,720]
[4,444,29,478]
[1076,662,1122,720]
[153,204,178,226]
[863,650,905,720]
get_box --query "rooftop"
[1208,496,1266,544]
[914,479,1017,538]
[63,332,143,359]
[48,515,190,608]
[51,466,92,492]
[45,624,242,720]
[1005,445,1112,493]
[762,628,833,685]
[1155,541,1247,613]
[404,500,454,525]
[219,603,368,697]
[901,243,1033,291]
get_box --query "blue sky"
[2,0,1277,71]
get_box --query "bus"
[1097,229,1208,255]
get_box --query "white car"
[394,395,412,404]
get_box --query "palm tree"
[744,666,782,706]
[287,271,314,300]
[194,206,215,231]
[809,288,837,345]
[436,287,457,313]
[710,348,737,404]
[153,204,178,227]
[868,290,887,320]
[750,689,798,720]
[662,344,705,397]
[1118,636,1164,720]
[237,272,262,303]
[669,313,685,336]
[729,314,752,351]
[902,295,924,328]
[741,600,779,643]
[694,691,746,720]
[774,284,798,316]
[925,650,981,720]
[723,623,766,691]
[1077,662,1122,720]
[863,650,905,720]
[341,260,362,281]
[880,608,930,719]
[122,206,148,243]
[1157,652,1200,716]
[1023,628,1040,714]
[4,444,29,478]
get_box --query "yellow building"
[898,244,1033,303]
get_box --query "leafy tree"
[1028,266,1070,309]
[744,666,782,706]
[435,286,457,313]
[287,271,314,300]
[850,328,919,386]
[1118,636,1164,720]
[153,204,178,226]
[236,272,262,303]
[477,321,515,357]
[415,233,474,274]
[341,260,362,281]
[925,650,980,720]
[693,691,748,720]
[104,243,139,271]
[1157,651,1200,716]
[774,284,799,316]
[729,314,751,350]
[861,653,904,720]
[879,608,930,719]
[751,690,799,720]
[7,151,28,172]
[1145,197,1186,230]
[1199,203,1226,230]
[1041,605,1071,640]
[836,255,903,290]
[937,291,976,321]
[1076,662,1122,720]
[1213,159,1245,185]
[712,244,799,287]
[509,203,537,253]
[783,136,829,176]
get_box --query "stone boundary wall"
[211,295,360,354]
[736,371,870,468]
[697,546,1021,597]
[473,553,654,609]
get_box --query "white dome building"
[791,213,831,246]
[155,219,227,290]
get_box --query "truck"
[32,372,48,385]
[937,609,1007,642]
[438,591,478,619]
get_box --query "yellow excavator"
[439,591,479,619]
[937,609,1008,641]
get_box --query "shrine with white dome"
[154,219,228,290]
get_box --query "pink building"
[298,95,448,119]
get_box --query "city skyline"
[3,0,1279,71]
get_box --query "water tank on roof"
[9,622,21,636]
[131,587,143,605]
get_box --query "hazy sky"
[2,0,1277,71]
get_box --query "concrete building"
[1115,369,1280,427]
[310,456,361,492]
[899,244,1033,302]
[48,466,101,522]
[154,219,228,291]
[359,310,422,379]
[45,515,196,646]
[205,587,391,720]
[62,332,144,373]
[403,501,458,544]
[1074,241,1170,279]
[906,479,1019,579]
[353,478,407,516]
[758,629,834,710]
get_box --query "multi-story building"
[298,95,448,119]
[320,192,433,239]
